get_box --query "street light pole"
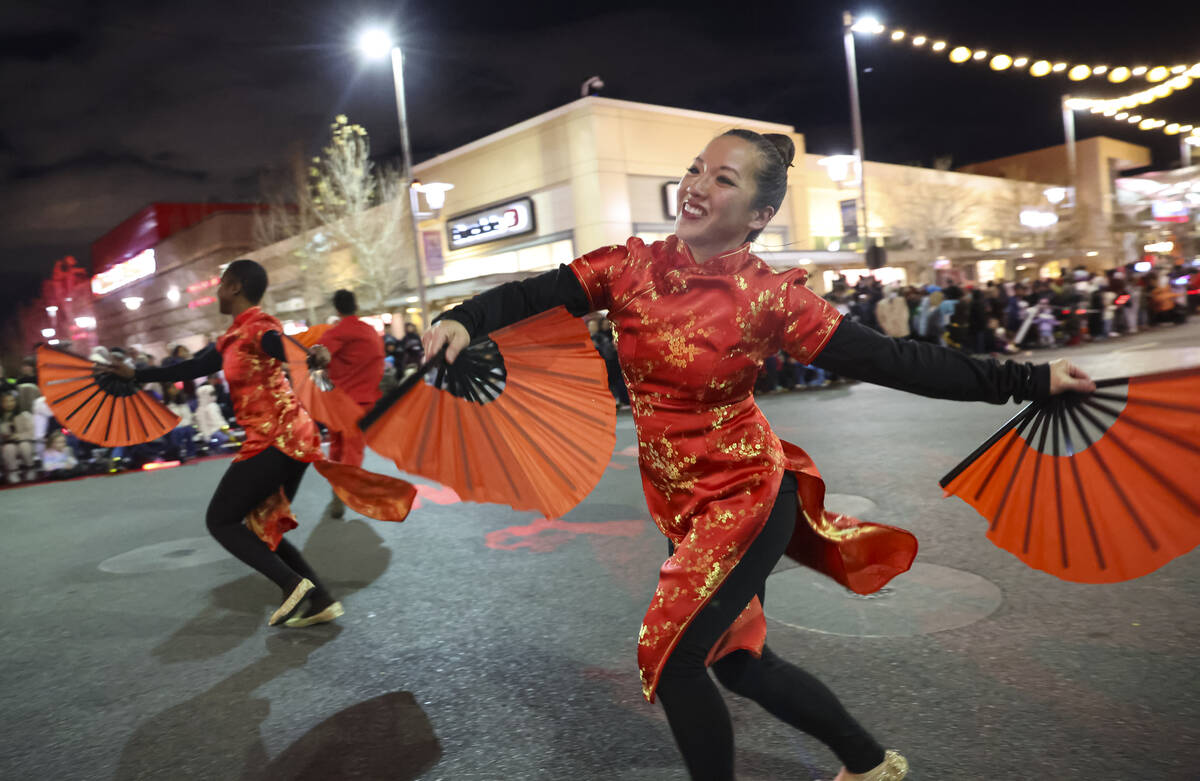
[389,46,430,328]
[842,12,878,268]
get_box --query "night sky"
[3,0,1198,320]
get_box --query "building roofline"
[414,96,795,174]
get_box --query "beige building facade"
[84,97,1159,353]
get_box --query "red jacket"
[317,315,385,405]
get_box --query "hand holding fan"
[359,306,616,518]
[280,335,364,434]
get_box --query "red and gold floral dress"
[217,307,414,547]
[569,236,918,701]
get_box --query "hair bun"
[763,134,795,167]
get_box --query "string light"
[847,14,1200,140]
[854,16,1189,86]
[1068,64,1091,81]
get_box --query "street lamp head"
[357,28,393,61]
[417,181,455,210]
[849,16,884,34]
[818,154,859,185]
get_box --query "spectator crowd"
[753,260,1198,395]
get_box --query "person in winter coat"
[164,384,198,461]
[874,288,910,339]
[1,391,36,483]
[195,384,234,451]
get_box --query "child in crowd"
[195,384,236,452]
[42,431,79,479]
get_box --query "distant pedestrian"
[310,289,386,519]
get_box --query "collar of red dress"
[230,305,263,331]
[669,235,754,275]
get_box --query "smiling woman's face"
[673,135,773,259]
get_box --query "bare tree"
[253,117,415,321]
[878,171,984,258]
[307,116,413,313]
[986,180,1041,250]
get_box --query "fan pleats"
[362,306,616,518]
[942,366,1200,583]
[36,345,180,447]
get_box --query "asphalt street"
[2,322,1199,780]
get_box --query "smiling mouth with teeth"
[682,202,706,217]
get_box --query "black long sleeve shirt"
[134,332,286,384]
[439,266,1049,405]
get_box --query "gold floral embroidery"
[640,435,700,498]
[697,561,723,598]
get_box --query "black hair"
[224,259,268,303]
[332,289,357,315]
[720,129,795,242]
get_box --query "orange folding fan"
[941,366,1200,584]
[281,334,364,434]
[359,306,616,518]
[36,345,179,447]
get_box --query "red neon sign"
[188,296,217,309]
[186,276,220,294]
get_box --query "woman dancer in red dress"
[424,130,1095,780]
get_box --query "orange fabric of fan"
[360,306,616,519]
[941,366,1200,584]
[281,335,364,434]
[36,345,180,447]
[291,323,332,348]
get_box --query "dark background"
[3,0,1197,316]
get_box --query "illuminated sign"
[91,249,156,296]
[448,197,535,249]
[1151,200,1188,223]
[186,276,221,294]
[188,295,217,309]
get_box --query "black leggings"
[205,447,331,602]
[656,472,885,779]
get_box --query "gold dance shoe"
[833,750,908,781]
[283,601,345,628]
[269,578,314,626]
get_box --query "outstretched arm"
[131,346,223,383]
[424,265,591,363]
[812,319,1094,403]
